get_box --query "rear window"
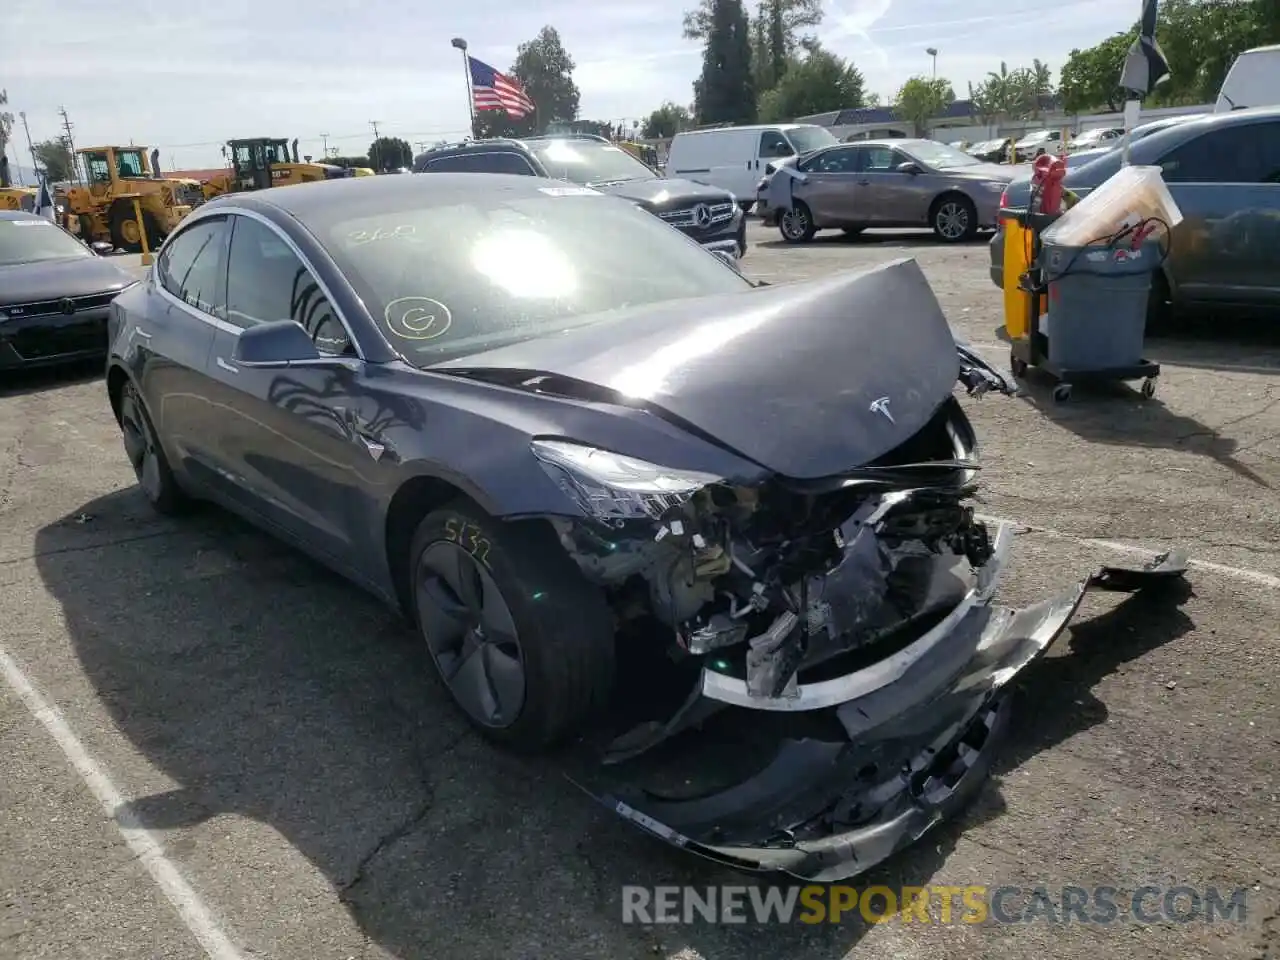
[321,191,751,365]
[424,152,537,175]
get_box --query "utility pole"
[320,132,329,157]
[368,120,381,170]
[57,106,80,184]
[19,111,38,183]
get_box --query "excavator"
[62,146,204,252]
[199,138,374,200]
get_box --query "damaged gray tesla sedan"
[105,173,1187,882]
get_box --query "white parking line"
[0,646,244,960]
[979,514,1280,590]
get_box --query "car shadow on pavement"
[0,359,103,399]
[755,230,995,252]
[1013,372,1272,488]
[37,489,1192,960]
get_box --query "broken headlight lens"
[531,440,721,522]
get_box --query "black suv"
[413,135,746,258]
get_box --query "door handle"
[131,326,152,340]
[215,356,238,374]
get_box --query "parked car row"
[989,106,1280,323]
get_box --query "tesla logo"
[59,298,77,315]
[692,204,712,228]
[869,396,894,423]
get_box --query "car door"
[855,146,931,224]
[142,215,232,485]
[201,212,386,570]
[792,146,864,224]
[1155,120,1280,305]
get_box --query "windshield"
[527,140,657,185]
[786,126,839,154]
[906,140,980,168]
[323,192,752,365]
[0,217,91,266]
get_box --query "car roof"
[203,171,579,221]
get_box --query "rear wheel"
[118,380,187,514]
[779,202,816,243]
[409,503,615,753]
[110,204,161,254]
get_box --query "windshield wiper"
[586,177,644,187]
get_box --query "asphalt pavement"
[1,223,1276,960]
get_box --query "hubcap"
[781,209,808,239]
[120,218,140,245]
[937,202,969,240]
[416,541,525,728]
[119,386,164,501]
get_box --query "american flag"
[468,55,536,119]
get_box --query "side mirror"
[90,241,114,256]
[711,249,741,272]
[232,320,321,367]
[895,161,922,175]
[773,142,794,157]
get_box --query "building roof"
[796,96,1062,127]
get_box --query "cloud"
[6,0,1140,169]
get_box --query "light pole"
[451,37,476,137]
[926,47,938,78]
[320,132,329,157]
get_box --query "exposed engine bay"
[548,397,991,728]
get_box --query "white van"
[1215,45,1280,111]
[665,124,839,207]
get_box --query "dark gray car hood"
[595,177,731,210]
[0,255,135,307]
[435,258,960,479]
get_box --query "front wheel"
[409,503,616,753]
[779,203,816,243]
[932,195,977,243]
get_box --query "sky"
[5,0,1141,172]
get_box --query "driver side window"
[225,215,354,356]
[758,131,793,158]
[863,147,902,171]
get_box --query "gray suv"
[990,107,1280,322]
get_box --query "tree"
[893,76,955,136]
[642,102,692,138]
[688,0,822,92]
[511,26,581,133]
[1058,35,1133,112]
[0,90,13,179]
[367,136,412,171]
[757,46,865,121]
[695,0,756,124]
[34,138,74,181]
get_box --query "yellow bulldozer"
[199,138,374,200]
[0,155,37,211]
[62,146,204,252]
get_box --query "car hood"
[434,258,960,479]
[593,177,732,209]
[0,255,135,307]
[938,162,1019,182]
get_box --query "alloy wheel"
[119,385,165,502]
[780,208,810,240]
[416,541,526,728]
[936,201,970,240]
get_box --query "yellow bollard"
[132,197,153,266]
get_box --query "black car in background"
[0,211,137,371]
[989,107,1280,323]
[413,135,747,258]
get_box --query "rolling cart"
[1008,210,1161,404]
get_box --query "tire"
[778,202,816,243]
[931,194,977,243]
[118,379,188,515]
[409,502,616,753]
[841,226,865,238]
[109,204,161,254]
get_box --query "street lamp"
[451,37,467,51]
[926,47,938,78]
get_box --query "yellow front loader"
[62,146,202,252]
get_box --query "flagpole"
[451,38,475,138]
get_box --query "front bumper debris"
[570,536,1188,882]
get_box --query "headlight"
[531,440,721,522]
[981,181,1006,192]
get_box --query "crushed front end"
[538,391,1187,883]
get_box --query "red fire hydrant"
[1031,153,1068,215]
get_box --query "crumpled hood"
[435,258,960,479]
[594,177,732,210]
[0,256,135,307]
